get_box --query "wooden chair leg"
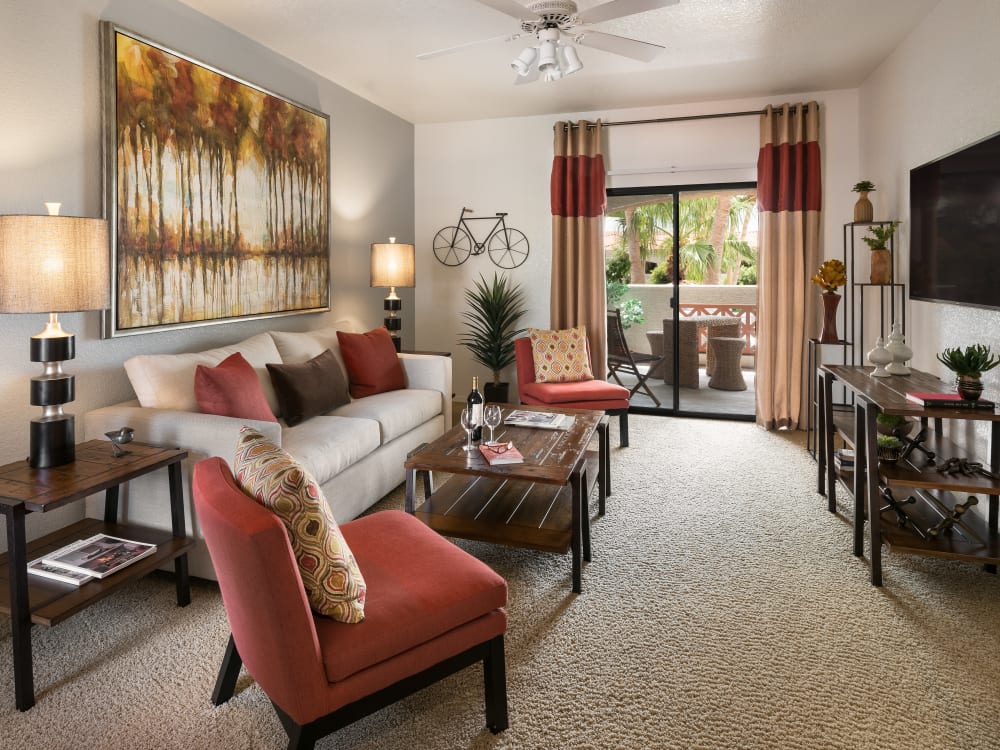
[484,636,509,734]
[212,634,243,706]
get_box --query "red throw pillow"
[336,327,406,398]
[194,352,277,422]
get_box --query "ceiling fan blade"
[573,30,665,62]
[473,0,542,21]
[417,33,521,60]
[576,0,679,25]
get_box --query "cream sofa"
[83,323,452,580]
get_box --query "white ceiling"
[176,0,939,124]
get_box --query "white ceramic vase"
[868,336,892,377]
[885,322,912,375]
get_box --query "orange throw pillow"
[529,326,595,383]
[336,327,406,398]
[194,352,277,422]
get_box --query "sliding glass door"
[605,183,757,420]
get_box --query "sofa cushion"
[270,327,349,369]
[280,415,381,487]
[195,352,277,422]
[337,327,406,398]
[331,388,442,444]
[125,332,282,414]
[267,349,350,427]
[233,427,367,623]
[529,326,594,383]
[316,509,507,682]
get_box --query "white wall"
[0,0,414,548]
[859,0,1000,450]
[415,90,860,400]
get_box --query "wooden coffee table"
[404,405,609,593]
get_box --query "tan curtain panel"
[550,120,607,380]
[756,102,822,430]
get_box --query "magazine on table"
[479,441,525,465]
[42,534,157,579]
[27,556,95,587]
[504,409,575,430]
[905,392,996,409]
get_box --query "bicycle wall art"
[433,208,530,269]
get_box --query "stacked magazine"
[504,409,575,431]
[27,534,157,586]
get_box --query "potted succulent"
[936,343,1000,401]
[862,221,898,284]
[876,412,914,438]
[458,272,527,403]
[810,258,847,343]
[876,434,905,463]
[852,180,876,222]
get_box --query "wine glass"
[484,405,503,444]
[459,408,476,452]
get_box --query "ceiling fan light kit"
[420,0,676,84]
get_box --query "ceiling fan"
[417,0,679,84]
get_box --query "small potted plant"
[458,272,528,403]
[862,221,898,284]
[810,258,847,343]
[852,180,876,222]
[875,412,913,438]
[936,343,1000,401]
[876,434,905,463]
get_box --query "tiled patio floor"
[610,367,756,417]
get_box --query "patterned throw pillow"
[529,326,595,383]
[233,427,366,623]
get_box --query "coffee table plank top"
[404,405,602,485]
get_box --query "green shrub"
[737,263,757,285]
[605,249,631,285]
[649,262,671,284]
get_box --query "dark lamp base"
[389,334,402,352]
[30,416,75,468]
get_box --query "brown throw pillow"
[266,349,350,426]
[336,327,406,398]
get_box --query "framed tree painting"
[100,23,330,336]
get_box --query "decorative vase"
[854,191,874,222]
[885,322,912,375]
[956,375,984,401]
[868,336,892,377]
[819,292,841,343]
[870,248,892,284]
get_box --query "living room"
[3,0,1000,747]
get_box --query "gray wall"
[0,0,414,546]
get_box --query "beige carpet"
[2,415,1000,749]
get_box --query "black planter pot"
[483,382,510,403]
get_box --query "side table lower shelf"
[0,518,195,627]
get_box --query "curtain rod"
[559,106,805,129]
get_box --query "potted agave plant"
[862,221,898,284]
[936,343,1000,401]
[458,272,527,403]
[852,180,876,222]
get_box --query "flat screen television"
[909,130,1000,310]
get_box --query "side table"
[0,440,194,710]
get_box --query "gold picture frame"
[101,23,330,336]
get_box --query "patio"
[610,365,756,417]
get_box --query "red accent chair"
[192,457,509,750]
[515,337,631,447]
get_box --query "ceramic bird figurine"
[105,427,135,457]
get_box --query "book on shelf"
[479,441,525,465]
[834,448,855,468]
[904,392,996,409]
[42,534,157,579]
[27,557,95,586]
[504,409,575,430]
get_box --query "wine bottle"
[467,376,484,442]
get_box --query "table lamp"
[370,237,415,352]
[0,205,110,468]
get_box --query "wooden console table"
[817,365,1000,586]
[0,441,194,710]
